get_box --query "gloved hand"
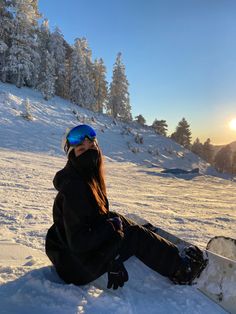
[107,217,123,231]
[107,258,129,290]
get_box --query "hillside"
[0,82,218,176]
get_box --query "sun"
[229,118,236,131]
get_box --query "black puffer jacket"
[45,158,123,285]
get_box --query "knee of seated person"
[125,224,143,235]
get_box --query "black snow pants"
[112,213,182,278]
[46,213,182,285]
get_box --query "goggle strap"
[64,139,70,153]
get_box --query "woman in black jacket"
[45,124,206,289]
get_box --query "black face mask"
[71,149,99,177]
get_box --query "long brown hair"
[87,148,108,215]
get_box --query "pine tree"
[36,19,49,88]
[49,27,66,97]
[7,0,40,87]
[171,118,192,148]
[37,50,56,100]
[107,52,132,121]
[135,114,146,125]
[36,20,56,100]
[63,41,73,99]
[232,151,236,174]
[152,119,168,136]
[78,37,94,80]
[69,38,95,108]
[30,0,41,19]
[76,37,96,110]
[191,138,203,157]
[93,58,108,112]
[214,145,232,173]
[0,0,14,82]
[21,97,33,120]
[202,138,214,164]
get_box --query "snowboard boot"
[170,245,208,285]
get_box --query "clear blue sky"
[38,0,236,145]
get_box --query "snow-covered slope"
[1,149,233,314]
[0,81,219,175]
[0,82,235,313]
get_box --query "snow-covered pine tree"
[30,1,41,88]
[30,0,41,19]
[49,27,66,98]
[171,118,192,148]
[152,119,168,136]
[63,41,73,100]
[36,19,50,83]
[107,52,132,121]
[135,114,146,126]
[36,20,56,100]
[0,0,14,82]
[7,0,40,88]
[78,38,93,78]
[21,97,33,120]
[37,50,56,100]
[76,38,96,110]
[69,38,95,109]
[93,58,108,113]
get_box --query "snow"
[0,81,235,313]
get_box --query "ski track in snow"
[0,82,235,313]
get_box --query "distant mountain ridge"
[227,141,236,151]
[213,141,236,155]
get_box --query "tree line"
[135,115,236,174]
[192,139,236,175]
[135,115,192,148]
[0,0,131,120]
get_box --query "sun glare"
[229,119,236,131]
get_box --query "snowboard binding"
[171,245,208,285]
[142,223,209,285]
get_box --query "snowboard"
[141,222,236,314]
[207,236,236,261]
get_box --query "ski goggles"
[66,124,96,147]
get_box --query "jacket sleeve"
[61,180,123,255]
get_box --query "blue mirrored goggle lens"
[66,125,96,146]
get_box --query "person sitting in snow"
[45,124,206,290]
